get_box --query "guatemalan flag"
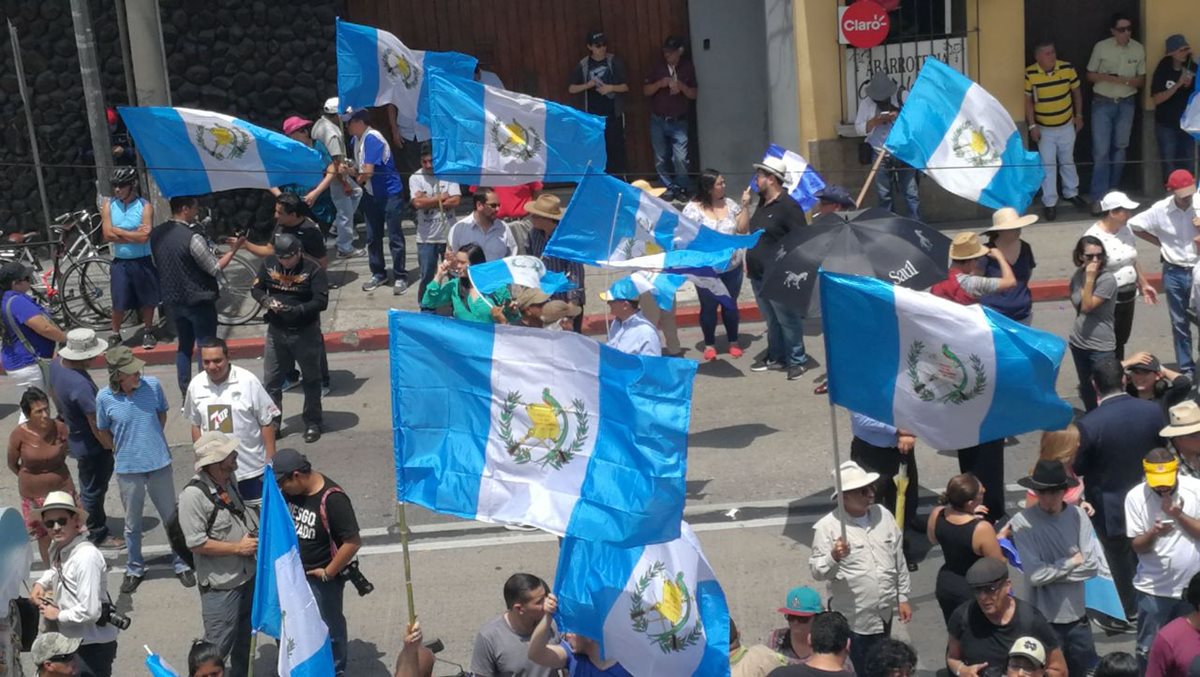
[144,647,181,677]
[555,522,730,677]
[546,169,760,271]
[1184,91,1200,140]
[389,310,695,546]
[119,107,326,198]
[251,471,335,677]
[425,71,606,185]
[468,255,576,295]
[604,273,689,311]
[820,271,1071,450]
[335,18,477,140]
[884,58,1044,211]
[749,144,827,210]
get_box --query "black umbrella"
[760,207,952,312]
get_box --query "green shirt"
[1087,37,1145,100]
[421,278,520,324]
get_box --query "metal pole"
[68,0,114,204]
[8,21,53,241]
[397,503,417,625]
[246,633,257,677]
[603,191,623,334]
[828,402,849,542]
[112,0,151,189]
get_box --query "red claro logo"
[842,0,890,49]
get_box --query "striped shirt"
[96,375,171,474]
[1024,60,1080,127]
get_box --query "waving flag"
[468,255,576,295]
[389,311,695,546]
[336,18,477,139]
[1184,91,1200,140]
[546,169,760,269]
[426,72,606,185]
[603,272,688,311]
[555,522,730,677]
[251,471,335,677]
[119,107,325,198]
[749,144,826,210]
[885,58,1044,211]
[144,647,181,677]
[820,271,1071,449]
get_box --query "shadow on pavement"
[687,479,711,500]
[327,369,369,397]
[689,423,780,449]
[695,359,745,379]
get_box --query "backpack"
[166,478,245,570]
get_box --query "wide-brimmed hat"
[1166,34,1191,54]
[865,71,898,102]
[1017,459,1079,491]
[1167,169,1197,198]
[30,490,87,523]
[1009,637,1046,668]
[830,460,879,499]
[58,328,108,361]
[105,345,145,375]
[630,179,667,198]
[1144,456,1180,489]
[948,232,989,261]
[984,207,1038,233]
[1099,190,1139,212]
[753,156,788,183]
[193,431,239,472]
[525,193,565,220]
[778,586,822,617]
[282,116,313,136]
[542,300,582,323]
[513,287,551,310]
[1163,401,1200,438]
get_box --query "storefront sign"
[843,37,968,126]
[839,1,890,49]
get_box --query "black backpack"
[165,478,243,570]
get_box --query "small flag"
[749,144,827,210]
[885,58,1044,211]
[145,647,181,677]
[1184,91,1200,140]
[119,107,326,197]
[468,255,576,295]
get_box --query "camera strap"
[318,484,347,560]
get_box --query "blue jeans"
[171,300,218,396]
[1136,592,1193,668]
[875,154,920,219]
[417,242,446,309]
[1069,344,1115,412]
[1156,123,1198,180]
[330,181,363,254]
[850,630,887,676]
[697,268,743,346]
[1089,96,1136,198]
[650,115,689,192]
[309,576,349,675]
[363,191,406,282]
[77,451,115,544]
[117,465,188,576]
[1051,617,1098,677]
[1163,263,1196,375]
[751,277,808,366]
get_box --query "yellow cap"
[1144,458,1180,488]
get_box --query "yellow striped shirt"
[1024,60,1080,127]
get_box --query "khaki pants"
[639,292,679,355]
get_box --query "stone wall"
[0,0,343,235]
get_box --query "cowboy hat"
[58,328,108,361]
[983,207,1038,233]
[830,460,879,499]
[1162,400,1200,438]
[1016,459,1079,491]
[753,156,789,183]
[630,179,667,198]
[524,193,565,220]
[948,232,989,261]
[865,71,898,102]
[31,491,87,523]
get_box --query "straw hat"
[984,207,1038,233]
[830,460,879,499]
[30,491,87,523]
[948,232,989,261]
[630,179,667,198]
[524,194,565,220]
[753,156,789,183]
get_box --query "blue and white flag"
[336,19,476,139]
[546,169,760,269]
[144,648,181,677]
[468,255,576,295]
[885,58,1044,211]
[389,310,695,546]
[1000,534,1125,620]
[820,271,1071,449]
[749,144,826,210]
[603,272,688,311]
[1184,91,1200,140]
[555,522,730,677]
[251,471,335,677]
[426,72,605,185]
[119,107,326,198]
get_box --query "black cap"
[1127,356,1162,373]
[663,36,685,50]
[815,185,856,208]
[272,448,310,479]
[965,557,1010,588]
[348,108,372,124]
[274,232,301,257]
[0,261,31,289]
[587,31,608,45]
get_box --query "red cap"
[1166,169,1197,197]
[281,116,313,136]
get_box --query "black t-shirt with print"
[285,476,360,570]
[948,600,1059,669]
[1151,56,1195,126]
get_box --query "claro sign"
[838,0,891,49]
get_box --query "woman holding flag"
[421,244,520,324]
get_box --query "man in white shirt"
[854,71,919,220]
[1130,170,1200,376]
[183,337,279,508]
[1124,448,1200,667]
[600,278,662,357]
[409,143,462,306]
[448,188,517,262]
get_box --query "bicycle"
[0,233,131,331]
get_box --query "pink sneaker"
[702,347,718,361]
[729,345,744,358]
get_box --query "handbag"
[12,598,37,651]
[3,294,52,391]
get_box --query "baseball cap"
[274,232,302,257]
[273,448,310,479]
[815,185,856,208]
[777,586,822,617]
[600,277,640,302]
[1008,637,1046,668]
[1166,34,1190,54]
[323,96,341,115]
[0,261,32,288]
[965,557,1009,588]
[193,431,239,472]
[1144,457,1180,489]
[587,31,608,45]
[663,36,685,50]
[1099,190,1139,212]
[348,108,372,124]
[30,632,82,667]
[1166,169,1197,198]
[105,345,145,375]
[1126,355,1161,373]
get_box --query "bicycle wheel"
[217,254,263,326]
[59,258,136,331]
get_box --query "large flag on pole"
[251,471,335,677]
[119,107,326,197]
[884,58,1044,211]
[555,522,730,677]
[425,72,606,185]
[1184,91,1200,140]
[820,271,1071,449]
[748,144,827,210]
[389,310,695,546]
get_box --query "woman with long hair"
[420,244,519,324]
[1068,235,1118,411]
[927,473,1004,624]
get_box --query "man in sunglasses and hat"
[1008,460,1100,677]
[526,193,586,333]
[1161,400,1200,477]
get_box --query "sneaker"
[337,247,366,259]
[321,384,331,398]
[95,535,125,550]
[702,347,717,362]
[1091,615,1136,634]
[728,345,744,358]
[177,570,197,588]
[1068,194,1090,210]
[362,276,386,292]
[787,364,809,380]
[141,331,158,350]
[393,279,409,296]
[120,574,143,594]
[303,424,322,443]
[750,359,783,372]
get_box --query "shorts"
[110,256,161,312]
[22,488,78,539]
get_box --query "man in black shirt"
[568,31,629,177]
[1150,35,1196,178]
[746,156,811,381]
[251,233,329,443]
[274,449,361,677]
[245,193,328,267]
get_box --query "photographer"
[274,448,362,676]
[179,432,259,677]
[30,492,119,677]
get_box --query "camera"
[344,560,374,597]
[98,601,131,630]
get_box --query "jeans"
[1136,592,1193,668]
[1051,616,1098,677]
[604,114,627,178]
[329,181,363,254]
[650,115,689,193]
[170,300,218,396]
[850,629,888,675]
[1069,345,1116,412]
[309,576,349,675]
[874,154,920,220]
[1156,122,1197,180]
[363,191,406,282]
[117,465,188,576]
[1089,96,1136,198]
[77,451,115,544]
[417,242,446,309]
[264,322,324,427]
[1162,263,1195,375]
[77,640,118,677]
[200,578,256,677]
[1037,124,1081,206]
[697,268,743,346]
[956,439,1006,523]
[751,277,808,366]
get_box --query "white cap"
[1008,637,1046,668]
[323,97,340,115]
[1099,191,1139,212]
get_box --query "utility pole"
[8,21,53,240]
[69,0,113,205]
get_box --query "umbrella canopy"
[0,507,32,604]
[760,207,951,312]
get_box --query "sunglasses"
[46,653,75,664]
[485,202,501,208]
[1114,25,1132,32]
[43,517,70,529]
[973,581,1006,595]
[1082,253,1103,261]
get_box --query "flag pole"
[246,633,257,677]
[397,502,418,626]
[828,402,849,542]
[603,191,623,334]
[855,148,890,208]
